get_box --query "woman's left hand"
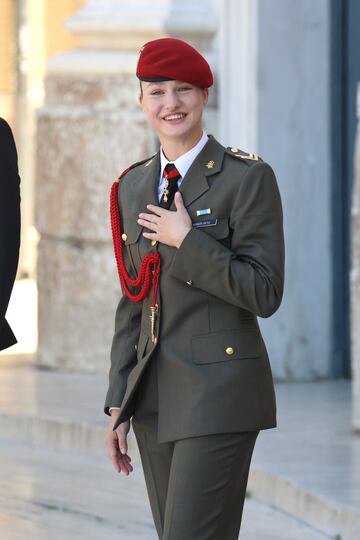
[138,191,192,249]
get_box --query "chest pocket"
[122,222,143,272]
[191,327,262,364]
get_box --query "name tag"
[192,219,218,228]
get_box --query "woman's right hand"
[105,412,134,475]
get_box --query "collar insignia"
[206,160,215,169]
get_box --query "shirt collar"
[160,130,209,179]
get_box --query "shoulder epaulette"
[226,146,261,164]
[117,153,157,182]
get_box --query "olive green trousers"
[132,358,259,540]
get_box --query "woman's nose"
[163,90,181,109]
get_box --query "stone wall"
[36,70,153,371]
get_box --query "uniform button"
[121,233,127,241]
[225,347,234,355]
[151,239,157,246]
[186,280,193,286]
[231,147,239,153]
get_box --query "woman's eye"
[150,90,164,95]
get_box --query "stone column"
[351,82,360,433]
[219,0,258,148]
[36,0,216,371]
[219,1,336,381]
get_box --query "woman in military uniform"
[105,37,285,539]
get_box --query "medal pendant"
[163,180,169,202]
[149,304,159,344]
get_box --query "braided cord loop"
[110,170,160,305]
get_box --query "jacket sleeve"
[104,292,142,415]
[170,161,285,318]
[0,119,21,330]
[104,174,143,416]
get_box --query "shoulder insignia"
[116,153,157,182]
[227,147,260,162]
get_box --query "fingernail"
[121,447,126,454]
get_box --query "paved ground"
[0,438,331,540]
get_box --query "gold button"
[225,347,234,355]
[151,239,157,246]
[231,147,239,153]
[186,280,193,286]
[121,233,127,241]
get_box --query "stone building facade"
[3,0,360,429]
[0,0,86,277]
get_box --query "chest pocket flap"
[191,328,262,364]
[122,223,142,245]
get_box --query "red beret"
[136,37,213,88]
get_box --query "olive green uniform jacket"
[104,135,285,443]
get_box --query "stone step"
[0,409,128,457]
[0,438,331,540]
[248,467,357,540]
[0,354,124,457]
[248,380,360,540]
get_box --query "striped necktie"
[159,163,181,209]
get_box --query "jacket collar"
[136,134,226,212]
[179,134,225,208]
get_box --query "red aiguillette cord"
[110,167,160,309]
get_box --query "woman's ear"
[138,80,143,106]
[203,88,209,105]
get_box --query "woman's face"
[139,80,208,143]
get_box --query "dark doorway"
[331,0,360,377]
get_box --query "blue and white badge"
[196,208,211,216]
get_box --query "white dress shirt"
[109,130,209,414]
[157,129,209,201]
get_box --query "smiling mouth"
[163,113,186,121]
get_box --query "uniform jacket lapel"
[175,135,225,209]
[119,151,160,241]
[137,150,161,211]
